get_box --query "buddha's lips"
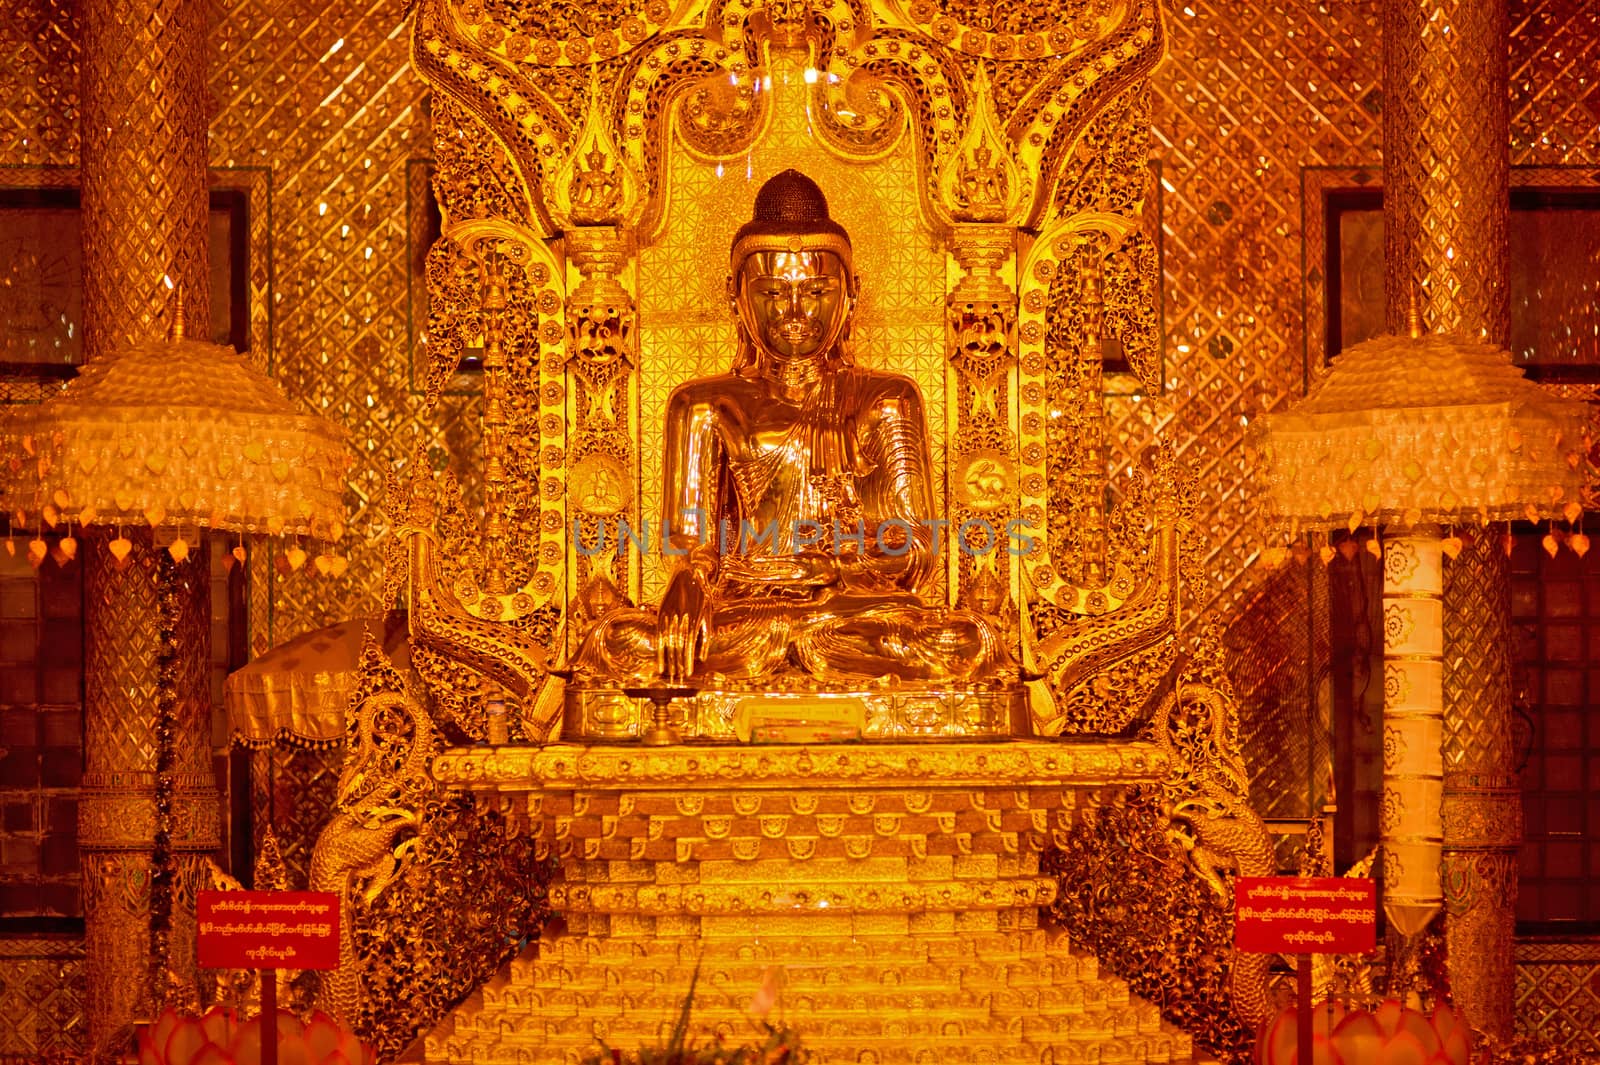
[775,321,817,344]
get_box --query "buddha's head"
[729,170,857,374]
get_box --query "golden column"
[81,0,211,357]
[79,0,216,1052]
[1382,0,1518,1037]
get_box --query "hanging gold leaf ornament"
[108,536,133,567]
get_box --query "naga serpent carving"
[1165,672,1276,1030]
[309,691,436,1026]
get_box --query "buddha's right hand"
[657,566,713,682]
[719,551,838,588]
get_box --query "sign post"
[1235,876,1378,1059]
[197,889,341,1065]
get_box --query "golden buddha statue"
[572,170,1015,708]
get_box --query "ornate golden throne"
[304,0,1276,1061]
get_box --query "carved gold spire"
[552,71,642,228]
[939,64,1025,225]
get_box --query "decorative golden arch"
[403,0,1177,740]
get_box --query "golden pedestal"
[426,742,1196,1064]
[564,684,1030,743]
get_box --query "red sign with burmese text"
[1234,876,1377,955]
[197,890,340,970]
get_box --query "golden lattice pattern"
[249,746,342,890]
[1381,0,1511,343]
[0,0,78,165]
[1510,0,1600,166]
[1139,0,1383,624]
[80,0,212,360]
[0,937,85,1059]
[82,531,163,777]
[1222,557,1329,819]
[207,0,461,644]
[1515,939,1600,1057]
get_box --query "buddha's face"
[734,250,852,362]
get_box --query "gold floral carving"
[302,638,556,1059]
[1384,537,1421,586]
[1383,602,1415,645]
[1050,630,1275,1062]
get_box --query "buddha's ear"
[731,323,761,378]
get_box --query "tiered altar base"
[426,741,1196,1065]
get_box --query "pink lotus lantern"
[137,1006,377,1065]
[1254,998,1473,1065]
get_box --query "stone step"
[505,956,1107,994]
[463,985,1146,1025]
[430,1025,1189,1065]
[527,928,1076,965]
[426,936,1195,1065]
[447,1005,1164,1041]
[427,1032,1186,1065]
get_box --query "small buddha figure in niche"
[574,169,1012,686]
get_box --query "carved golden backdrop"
[410,0,1167,234]
[402,0,1183,743]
